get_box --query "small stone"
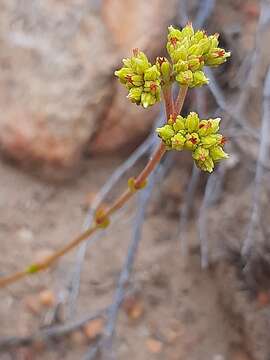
[83,318,104,340]
[122,296,144,320]
[39,290,55,307]
[257,291,270,307]
[146,338,163,354]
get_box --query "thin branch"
[198,165,226,268]
[99,174,156,360]
[175,86,188,116]
[0,308,106,350]
[178,164,200,256]
[241,67,270,259]
[65,117,162,319]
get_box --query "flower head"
[156,112,229,172]
[166,24,230,88]
[115,49,161,108]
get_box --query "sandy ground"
[0,155,251,360]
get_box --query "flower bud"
[209,118,221,134]
[127,87,143,103]
[192,146,209,161]
[205,49,231,66]
[192,70,209,87]
[187,57,203,71]
[171,133,186,150]
[181,23,194,38]
[173,116,186,131]
[192,30,206,43]
[174,60,189,73]
[185,133,200,150]
[144,65,160,81]
[209,146,229,161]
[185,112,199,132]
[200,134,221,148]
[156,57,171,83]
[141,93,155,108]
[176,70,193,86]
[131,75,144,86]
[156,125,175,140]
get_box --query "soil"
[0,156,252,360]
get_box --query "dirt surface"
[0,156,251,360]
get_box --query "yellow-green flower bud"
[192,146,209,161]
[185,133,200,150]
[197,157,214,173]
[209,146,229,162]
[156,124,175,140]
[209,34,219,48]
[192,70,209,87]
[168,25,182,42]
[173,115,186,131]
[200,134,221,148]
[209,118,221,134]
[187,56,203,71]
[176,70,193,86]
[185,112,199,132]
[144,65,160,81]
[205,48,231,67]
[131,75,144,86]
[192,147,214,172]
[174,60,189,73]
[192,30,206,43]
[127,87,143,104]
[198,118,220,136]
[171,133,186,150]
[115,49,161,108]
[156,57,171,84]
[181,23,194,38]
[141,92,155,108]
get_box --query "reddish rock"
[0,0,178,176]
[0,1,115,176]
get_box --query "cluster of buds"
[167,23,230,87]
[114,49,161,108]
[156,112,228,172]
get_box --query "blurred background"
[0,0,270,359]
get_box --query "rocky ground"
[0,0,270,359]
[0,156,253,360]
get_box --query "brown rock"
[0,0,115,176]
[83,318,104,340]
[0,0,178,176]
[122,295,144,321]
[145,338,163,354]
[38,289,56,307]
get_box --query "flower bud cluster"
[167,23,230,87]
[114,49,161,108]
[156,112,228,172]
